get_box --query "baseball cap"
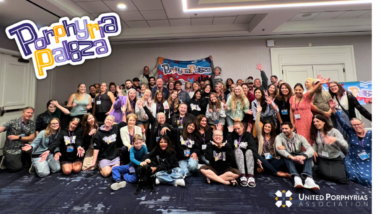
[245,79,254,84]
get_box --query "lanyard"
[358,137,365,148]
[179,116,183,124]
[157,126,162,137]
[202,133,205,142]
[238,135,243,144]
[286,138,294,152]
[318,131,325,148]
[157,103,161,112]
[68,131,74,144]
[264,136,270,147]
[295,97,302,111]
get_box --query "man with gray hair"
[199,126,241,186]
[0,107,36,171]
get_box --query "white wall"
[35,35,372,125]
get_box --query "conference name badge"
[6,13,122,79]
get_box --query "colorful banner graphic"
[6,13,121,80]
[157,56,213,83]
[323,81,372,105]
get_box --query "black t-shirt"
[274,98,291,123]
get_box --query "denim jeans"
[155,167,185,185]
[284,157,313,178]
[178,157,198,177]
[226,116,234,127]
[111,164,138,183]
[32,154,61,177]
[259,156,286,176]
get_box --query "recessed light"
[117,3,127,9]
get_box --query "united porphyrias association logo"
[275,190,292,207]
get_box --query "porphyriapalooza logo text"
[5,13,121,79]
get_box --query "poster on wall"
[157,56,213,83]
[323,81,372,105]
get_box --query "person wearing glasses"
[329,100,372,186]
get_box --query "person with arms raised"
[139,62,158,85]
[35,100,70,135]
[78,113,99,171]
[111,87,136,123]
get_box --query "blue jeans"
[178,158,198,177]
[112,164,138,183]
[226,116,234,126]
[284,157,313,179]
[259,156,286,176]
[32,154,61,178]
[155,167,185,185]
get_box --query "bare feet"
[257,167,264,173]
[277,171,291,178]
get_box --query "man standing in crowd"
[245,79,255,94]
[132,78,141,94]
[255,63,269,91]
[139,60,159,85]
[94,83,100,93]
[122,79,133,96]
[236,79,244,86]
[270,75,278,87]
[0,107,36,172]
[175,80,190,104]
[275,122,320,190]
[151,78,169,99]
[149,77,156,90]
[311,79,332,124]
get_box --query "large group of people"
[0,59,372,192]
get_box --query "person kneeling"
[200,129,241,186]
[276,122,319,190]
[144,136,186,187]
[110,134,148,190]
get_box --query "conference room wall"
[35,35,371,126]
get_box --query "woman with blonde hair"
[189,81,201,98]
[184,81,192,94]
[206,92,226,130]
[67,83,92,124]
[135,89,152,139]
[224,85,250,126]
[305,78,314,92]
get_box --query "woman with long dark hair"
[252,88,278,126]
[267,84,278,101]
[78,113,99,171]
[274,83,293,133]
[167,81,175,95]
[310,114,348,183]
[225,78,234,92]
[188,90,203,117]
[35,100,70,135]
[206,92,226,130]
[93,82,115,124]
[195,115,213,164]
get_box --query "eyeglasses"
[330,85,338,88]
[51,123,59,126]
[214,134,223,137]
[351,123,363,127]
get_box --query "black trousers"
[4,150,31,172]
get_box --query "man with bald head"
[200,126,241,186]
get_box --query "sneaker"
[240,176,248,187]
[0,156,6,169]
[247,177,256,188]
[110,181,127,191]
[29,165,35,174]
[294,176,304,188]
[174,179,185,187]
[304,177,320,190]
[155,178,160,185]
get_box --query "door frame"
[270,45,357,82]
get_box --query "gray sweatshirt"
[312,128,348,159]
[275,132,314,159]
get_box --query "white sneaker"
[304,177,320,190]
[174,179,185,187]
[247,177,256,188]
[155,178,160,185]
[110,181,127,191]
[294,176,304,188]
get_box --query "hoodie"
[143,147,179,172]
[93,122,126,161]
[275,132,314,159]
[48,127,83,162]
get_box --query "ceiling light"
[182,0,372,12]
[117,3,127,9]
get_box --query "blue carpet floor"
[0,168,371,214]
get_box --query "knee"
[73,163,82,174]
[51,165,61,173]
[37,170,50,178]
[246,149,253,156]
[100,167,112,177]
[62,168,72,175]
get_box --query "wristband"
[18,136,22,140]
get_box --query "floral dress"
[289,92,313,146]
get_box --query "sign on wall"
[323,81,372,105]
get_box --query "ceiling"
[0,0,372,43]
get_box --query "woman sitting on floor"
[195,115,213,165]
[78,113,99,171]
[120,113,146,164]
[310,114,349,183]
[22,118,62,177]
[200,128,240,186]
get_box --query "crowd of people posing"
[0,62,372,192]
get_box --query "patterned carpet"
[0,168,371,214]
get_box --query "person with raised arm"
[78,113,99,171]
[35,100,70,135]
[138,61,159,85]
[111,86,136,123]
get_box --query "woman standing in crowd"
[290,80,328,146]
[110,87,134,123]
[227,121,260,187]
[89,85,97,113]
[225,78,234,93]
[168,90,179,118]
[241,83,255,132]
[135,89,151,138]
[215,82,226,103]
[93,83,115,124]
[143,135,185,187]
[224,86,250,127]
[88,106,127,177]
[187,90,203,117]
[267,84,278,101]
[67,83,92,124]
[22,118,62,177]
[310,114,348,183]
[189,81,201,98]
[195,115,213,165]
[163,121,200,178]
[200,128,240,186]
[255,106,290,178]
[206,93,226,130]
[78,113,99,171]
[328,81,371,139]
[120,114,145,164]
[138,84,147,99]
[330,101,372,186]
[184,81,192,94]
[40,118,85,175]
[201,84,212,113]
[150,90,170,119]
[252,88,279,126]
[109,82,117,98]
[167,81,175,95]
[305,78,314,92]
[274,83,293,133]
[35,100,70,135]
